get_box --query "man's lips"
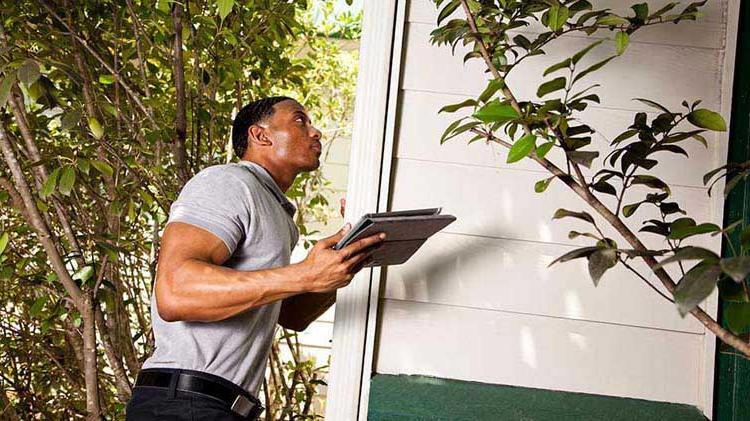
[311,142,322,154]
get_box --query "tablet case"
[332,207,456,267]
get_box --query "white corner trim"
[325,1,402,420]
[357,0,408,418]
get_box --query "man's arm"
[155,221,383,322]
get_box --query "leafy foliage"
[429,0,750,356]
[0,0,359,417]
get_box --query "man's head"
[231,96,322,173]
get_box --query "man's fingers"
[340,232,385,256]
[317,223,351,248]
[349,255,374,273]
[345,248,377,270]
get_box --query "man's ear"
[248,125,272,146]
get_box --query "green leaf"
[572,39,604,64]
[655,247,719,269]
[17,59,40,86]
[77,158,90,175]
[58,166,76,196]
[588,248,617,286]
[440,118,465,144]
[546,5,570,31]
[0,74,15,108]
[631,3,649,21]
[596,14,629,26]
[631,175,670,194]
[649,2,678,19]
[553,208,595,225]
[507,134,536,163]
[217,0,234,20]
[98,74,116,84]
[591,180,617,196]
[439,99,477,113]
[568,231,599,240]
[437,0,460,25]
[60,110,81,131]
[478,79,504,103]
[73,265,95,283]
[548,246,599,267]
[29,296,47,318]
[40,168,60,199]
[674,262,722,317]
[615,31,629,55]
[633,98,671,113]
[668,218,721,240]
[687,108,727,131]
[534,176,554,193]
[720,256,750,283]
[88,117,104,140]
[536,142,554,159]
[622,202,642,217]
[566,150,598,168]
[91,160,114,177]
[442,120,481,144]
[156,0,170,12]
[572,56,616,85]
[537,77,566,98]
[544,58,572,77]
[472,99,519,123]
[0,232,8,256]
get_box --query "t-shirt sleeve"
[166,168,249,254]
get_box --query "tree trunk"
[80,296,102,419]
[172,2,188,182]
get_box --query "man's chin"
[302,157,320,172]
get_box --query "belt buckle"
[231,394,255,418]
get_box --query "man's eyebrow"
[292,110,309,119]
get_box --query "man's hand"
[298,224,384,293]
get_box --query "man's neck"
[242,156,296,192]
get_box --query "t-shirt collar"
[237,160,297,218]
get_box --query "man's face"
[260,99,322,172]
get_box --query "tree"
[0,0,360,418]
[431,0,750,357]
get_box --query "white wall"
[373,0,736,413]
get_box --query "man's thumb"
[339,223,352,236]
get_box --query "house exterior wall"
[371,0,738,414]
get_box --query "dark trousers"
[126,386,246,420]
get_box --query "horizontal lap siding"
[374,0,732,408]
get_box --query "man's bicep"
[161,222,232,267]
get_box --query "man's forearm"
[157,259,313,322]
[278,290,336,331]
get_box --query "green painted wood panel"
[368,374,705,420]
[714,2,750,420]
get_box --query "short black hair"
[231,96,295,158]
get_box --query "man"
[126,96,385,420]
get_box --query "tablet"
[332,207,456,267]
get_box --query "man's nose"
[311,126,322,140]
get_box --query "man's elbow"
[156,294,184,322]
[155,277,188,322]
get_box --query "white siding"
[373,0,736,412]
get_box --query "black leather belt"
[135,368,264,419]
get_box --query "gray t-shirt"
[143,159,300,397]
